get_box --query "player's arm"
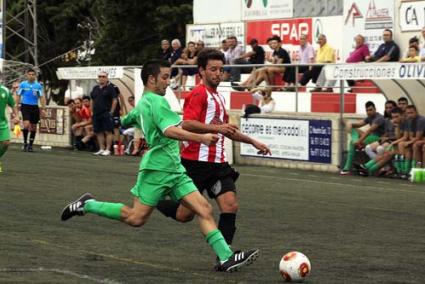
[351,120,367,129]
[182,120,239,136]
[357,123,379,144]
[118,93,127,115]
[225,130,271,155]
[110,86,118,115]
[164,126,218,146]
[8,92,20,124]
[121,108,141,129]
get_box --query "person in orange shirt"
[72,96,95,150]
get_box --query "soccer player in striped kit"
[157,49,271,263]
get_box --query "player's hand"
[201,133,219,146]
[217,123,239,136]
[12,117,20,124]
[40,109,47,118]
[253,140,271,156]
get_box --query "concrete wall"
[9,106,72,148]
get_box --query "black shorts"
[113,116,121,128]
[92,113,114,133]
[181,159,239,199]
[21,104,40,124]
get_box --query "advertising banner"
[193,0,242,24]
[399,1,425,32]
[342,0,395,60]
[39,108,65,135]
[56,67,124,80]
[186,23,245,48]
[240,117,332,164]
[242,0,293,20]
[246,16,343,62]
[324,63,425,80]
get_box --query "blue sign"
[308,120,332,164]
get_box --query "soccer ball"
[279,251,311,282]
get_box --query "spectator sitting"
[220,39,229,54]
[72,96,95,150]
[224,36,244,82]
[299,34,335,92]
[365,29,400,62]
[357,107,406,177]
[364,100,396,162]
[159,39,172,61]
[234,36,294,91]
[231,38,265,83]
[169,39,183,79]
[340,101,386,175]
[242,87,275,119]
[400,45,420,63]
[346,34,370,90]
[298,34,315,74]
[174,41,198,90]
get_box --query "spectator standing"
[90,71,117,156]
[15,69,46,152]
[169,39,183,78]
[109,83,125,147]
[365,29,400,62]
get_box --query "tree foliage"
[5,0,193,81]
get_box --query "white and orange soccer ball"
[279,251,311,282]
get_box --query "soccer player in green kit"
[0,84,20,173]
[61,60,259,272]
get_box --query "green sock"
[394,160,401,173]
[0,143,8,158]
[343,130,360,171]
[369,163,380,175]
[411,160,417,168]
[84,200,124,220]
[403,160,410,174]
[206,229,233,262]
[364,159,377,169]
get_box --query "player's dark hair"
[26,68,36,74]
[141,60,171,85]
[197,48,225,71]
[385,100,397,107]
[82,95,90,101]
[365,101,375,109]
[66,99,74,105]
[227,35,237,41]
[397,97,408,103]
[391,107,402,115]
[406,105,417,112]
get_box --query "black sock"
[29,131,36,146]
[218,213,237,245]
[156,200,179,220]
[23,129,29,144]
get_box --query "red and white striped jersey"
[181,84,228,163]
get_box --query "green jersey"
[0,85,15,128]
[121,91,184,173]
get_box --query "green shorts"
[364,134,380,145]
[130,170,197,207]
[0,125,10,142]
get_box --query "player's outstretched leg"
[180,191,259,272]
[61,193,95,220]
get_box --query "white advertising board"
[240,117,332,163]
[324,62,425,80]
[242,0,293,20]
[399,1,425,32]
[343,0,395,60]
[56,66,124,80]
[193,0,242,24]
[186,23,245,48]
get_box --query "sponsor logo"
[344,2,363,27]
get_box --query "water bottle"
[113,144,119,155]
